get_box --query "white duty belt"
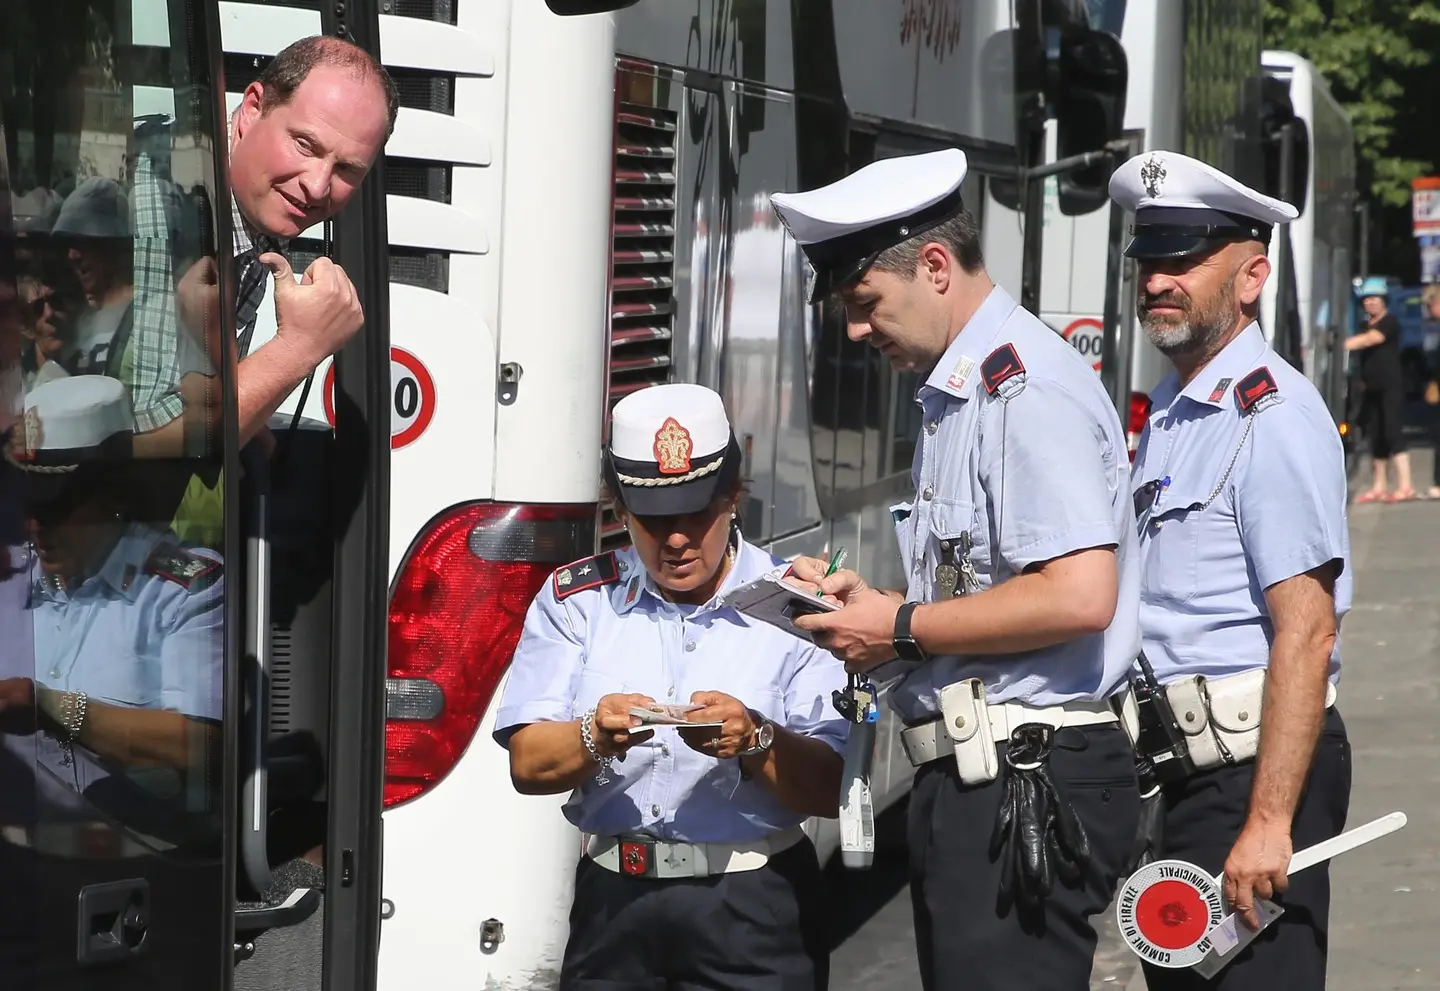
[585,825,806,879]
[901,697,1119,768]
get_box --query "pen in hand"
[824,546,848,578]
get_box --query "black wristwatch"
[893,601,928,663]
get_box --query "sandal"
[1386,489,1417,503]
[1353,490,1387,504]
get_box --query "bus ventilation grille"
[602,89,679,552]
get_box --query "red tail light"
[384,502,597,809]
[1127,391,1151,464]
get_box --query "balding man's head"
[230,36,398,238]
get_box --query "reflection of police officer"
[494,384,847,990]
[1109,152,1351,989]
[772,149,1142,989]
[0,374,222,810]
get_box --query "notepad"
[719,570,840,644]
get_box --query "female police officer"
[493,382,847,991]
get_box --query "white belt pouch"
[938,678,1001,785]
[1160,669,1337,771]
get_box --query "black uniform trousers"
[908,723,1140,991]
[1141,707,1352,991]
[560,838,830,991]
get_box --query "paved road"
[827,445,1440,990]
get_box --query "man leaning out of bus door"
[170,34,399,451]
[494,383,847,991]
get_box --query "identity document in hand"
[629,704,725,728]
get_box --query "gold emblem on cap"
[1140,155,1167,198]
[14,407,43,464]
[652,416,694,475]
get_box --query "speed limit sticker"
[1061,317,1104,372]
[322,346,437,450]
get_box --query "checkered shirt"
[128,152,184,433]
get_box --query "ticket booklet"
[719,569,840,644]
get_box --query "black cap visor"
[5,432,132,509]
[1122,230,1240,260]
[1123,208,1272,260]
[606,435,742,518]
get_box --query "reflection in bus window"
[7,376,222,844]
[0,0,226,868]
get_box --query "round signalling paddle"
[1117,811,1408,971]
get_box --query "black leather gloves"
[990,724,1092,913]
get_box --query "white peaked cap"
[770,148,969,301]
[17,375,133,470]
[1109,150,1298,259]
[606,383,739,517]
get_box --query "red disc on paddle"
[1135,879,1211,950]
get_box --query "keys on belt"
[935,531,980,599]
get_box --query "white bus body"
[1259,50,1356,421]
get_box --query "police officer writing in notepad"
[1109,152,1351,990]
[494,383,847,991]
[772,149,1142,990]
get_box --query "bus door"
[1,0,237,986]
[224,1,391,988]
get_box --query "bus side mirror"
[978,27,1030,213]
[544,0,642,12]
[1259,75,1310,215]
[979,26,1126,216]
[1052,27,1128,216]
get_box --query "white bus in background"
[1258,50,1357,423]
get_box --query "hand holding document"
[628,704,725,728]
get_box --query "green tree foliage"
[1264,0,1440,209]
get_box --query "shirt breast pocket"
[926,499,985,599]
[1141,482,1210,604]
[570,665,637,719]
[81,649,160,709]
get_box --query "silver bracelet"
[58,691,88,769]
[580,707,614,785]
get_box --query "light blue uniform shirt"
[888,285,1141,722]
[1132,322,1350,684]
[493,539,848,844]
[3,525,223,807]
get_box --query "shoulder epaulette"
[1233,366,1279,415]
[553,551,620,601]
[981,343,1026,396]
[144,543,221,591]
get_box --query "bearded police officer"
[773,149,1142,990]
[1109,151,1351,990]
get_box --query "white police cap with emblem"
[770,148,968,303]
[7,374,133,475]
[604,383,741,517]
[1109,150,1298,260]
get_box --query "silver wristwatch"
[737,712,775,758]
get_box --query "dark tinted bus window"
[1,0,230,983]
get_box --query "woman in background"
[1346,277,1414,502]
